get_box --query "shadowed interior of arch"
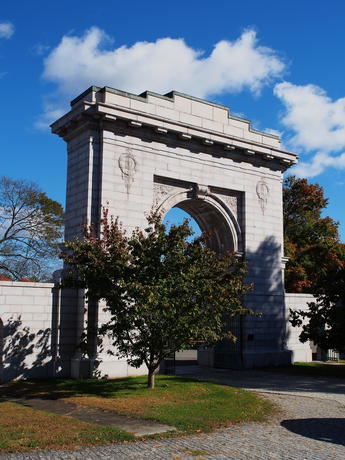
[163,199,235,253]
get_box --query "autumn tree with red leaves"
[284,176,345,353]
[283,175,344,293]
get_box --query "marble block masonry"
[48,85,304,378]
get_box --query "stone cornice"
[51,86,298,170]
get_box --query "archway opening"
[162,198,238,367]
[163,207,202,241]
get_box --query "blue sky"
[1,0,345,240]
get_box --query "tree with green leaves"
[62,210,253,388]
[290,265,345,353]
[284,175,345,353]
[0,176,64,281]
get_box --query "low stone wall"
[0,280,316,382]
[285,293,315,362]
[0,280,58,382]
[0,281,148,382]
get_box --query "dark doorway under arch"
[162,199,242,369]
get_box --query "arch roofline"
[70,85,277,141]
[51,85,297,171]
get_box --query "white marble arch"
[51,85,299,377]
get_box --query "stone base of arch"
[198,348,292,370]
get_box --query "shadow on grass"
[1,375,198,401]
[281,418,345,446]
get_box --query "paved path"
[177,365,345,405]
[1,368,345,459]
[8,397,175,437]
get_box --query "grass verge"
[62,376,274,432]
[0,401,134,453]
[2,375,275,452]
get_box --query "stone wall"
[0,281,148,382]
[0,280,58,382]
[0,279,316,382]
[0,280,83,382]
[285,293,315,362]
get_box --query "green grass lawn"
[1,375,276,452]
[265,361,345,378]
[0,401,134,453]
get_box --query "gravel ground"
[1,369,344,460]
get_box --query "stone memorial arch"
[52,86,297,378]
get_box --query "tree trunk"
[147,369,155,389]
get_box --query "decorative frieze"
[223,195,238,217]
[153,182,178,209]
[209,186,239,218]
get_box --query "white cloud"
[34,105,65,130]
[275,82,345,152]
[293,151,345,178]
[42,26,284,99]
[38,27,284,129]
[264,128,282,137]
[31,43,50,56]
[0,22,14,39]
[274,81,345,177]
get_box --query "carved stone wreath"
[256,178,269,214]
[118,149,137,193]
